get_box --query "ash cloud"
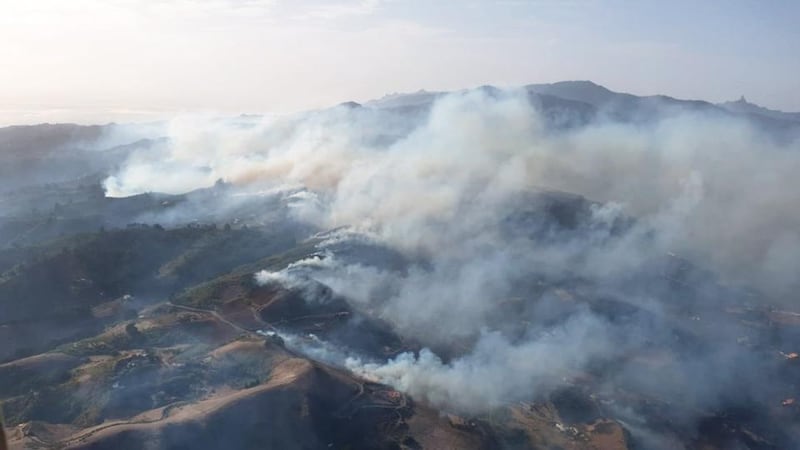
[107,87,800,422]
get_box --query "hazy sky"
[1,0,799,125]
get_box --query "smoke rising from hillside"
[107,89,800,418]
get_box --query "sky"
[1,0,799,125]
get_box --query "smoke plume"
[106,88,800,419]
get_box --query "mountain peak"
[719,95,800,123]
[552,80,604,88]
[337,101,362,109]
[525,80,619,107]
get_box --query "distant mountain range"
[2,80,798,192]
[3,80,799,133]
[366,80,800,131]
[719,95,800,122]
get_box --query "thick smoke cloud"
[106,88,800,419]
[345,315,617,413]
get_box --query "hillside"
[2,82,800,449]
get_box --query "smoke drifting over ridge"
[105,88,800,419]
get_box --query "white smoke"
[345,311,618,413]
[108,87,800,413]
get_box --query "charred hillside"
[2,82,800,449]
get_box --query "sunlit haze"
[2,0,799,125]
